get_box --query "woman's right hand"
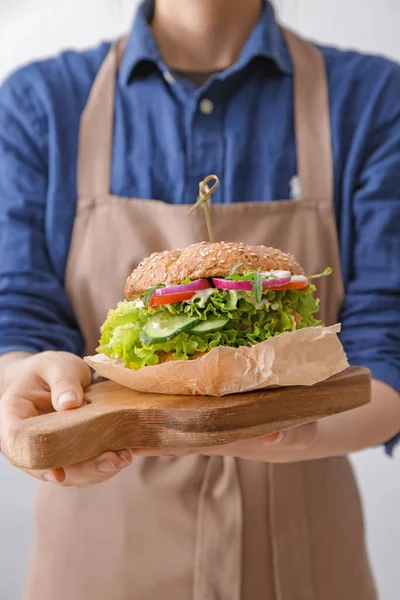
[0,351,133,487]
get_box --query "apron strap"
[193,456,242,600]
[282,28,334,203]
[268,463,315,599]
[77,36,127,199]
[77,28,333,204]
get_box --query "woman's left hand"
[131,379,400,462]
[200,421,319,462]
[131,421,319,463]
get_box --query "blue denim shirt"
[0,1,399,453]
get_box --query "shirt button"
[199,98,214,115]
[163,71,175,85]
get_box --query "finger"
[259,432,285,446]
[261,422,318,450]
[0,397,41,457]
[35,352,91,411]
[0,395,38,432]
[62,450,133,486]
[27,450,133,487]
[21,467,66,484]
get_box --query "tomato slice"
[149,291,196,307]
[270,280,308,291]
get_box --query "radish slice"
[154,279,211,296]
[290,275,309,284]
[212,274,291,291]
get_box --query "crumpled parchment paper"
[84,324,348,397]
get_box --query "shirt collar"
[119,0,292,86]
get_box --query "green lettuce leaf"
[97,286,322,370]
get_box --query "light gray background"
[1,1,399,599]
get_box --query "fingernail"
[97,461,118,473]
[263,432,285,445]
[44,472,57,482]
[117,451,132,468]
[57,391,78,408]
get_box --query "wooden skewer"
[188,174,219,243]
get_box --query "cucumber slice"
[191,317,230,334]
[140,314,200,344]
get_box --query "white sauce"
[193,288,215,301]
[187,288,283,311]
[135,299,145,308]
[250,299,271,310]
[261,270,291,280]
[188,288,216,306]
[151,270,303,310]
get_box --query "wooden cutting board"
[7,366,370,471]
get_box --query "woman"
[0,1,399,598]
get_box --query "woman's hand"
[132,379,400,461]
[0,351,133,487]
[131,422,319,462]
[3,353,398,475]
[198,422,319,462]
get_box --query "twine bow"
[188,174,219,243]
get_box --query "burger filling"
[97,267,330,370]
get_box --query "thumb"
[37,352,91,412]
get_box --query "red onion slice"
[212,278,253,291]
[212,275,291,291]
[154,279,211,296]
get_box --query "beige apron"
[26,29,376,600]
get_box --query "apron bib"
[25,29,376,600]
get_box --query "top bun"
[125,242,304,298]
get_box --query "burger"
[97,242,330,370]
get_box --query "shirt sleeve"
[0,68,84,356]
[338,60,400,455]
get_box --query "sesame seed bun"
[125,242,304,299]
